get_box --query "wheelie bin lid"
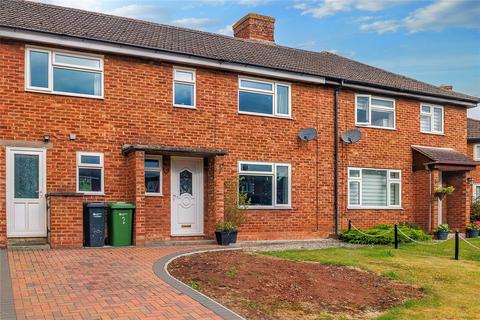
[108,202,136,209]
[84,202,108,208]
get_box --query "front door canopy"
[122,144,228,158]
[412,145,477,171]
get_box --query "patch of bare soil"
[168,251,423,320]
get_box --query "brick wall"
[0,38,470,247]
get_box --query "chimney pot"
[232,13,275,42]
[440,84,453,91]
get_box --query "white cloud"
[172,17,215,29]
[296,0,407,18]
[404,0,480,32]
[217,24,233,36]
[359,0,480,34]
[110,5,156,19]
[238,0,270,6]
[360,19,400,34]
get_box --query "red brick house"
[1,0,479,248]
[468,118,480,203]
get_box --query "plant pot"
[435,192,447,201]
[467,229,479,238]
[436,230,449,240]
[215,230,238,246]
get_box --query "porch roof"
[412,145,476,171]
[122,144,228,157]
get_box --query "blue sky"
[38,0,480,117]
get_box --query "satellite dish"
[298,128,317,141]
[341,129,362,144]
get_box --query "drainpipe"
[334,80,344,236]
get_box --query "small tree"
[216,177,250,232]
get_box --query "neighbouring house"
[468,118,480,202]
[0,0,479,248]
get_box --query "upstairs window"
[348,168,401,208]
[238,161,291,208]
[238,77,291,118]
[173,67,196,108]
[356,94,395,129]
[474,144,480,161]
[77,152,104,194]
[26,47,103,98]
[145,156,162,195]
[420,104,443,134]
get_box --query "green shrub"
[340,224,431,245]
[471,198,480,222]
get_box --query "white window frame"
[474,144,480,161]
[238,77,292,118]
[145,155,163,196]
[238,161,292,209]
[348,167,402,209]
[473,184,480,201]
[355,94,396,130]
[25,46,104,99]
[173,67,196,108]
[420,103,444,134]
[76,152,104,195]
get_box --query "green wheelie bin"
[108,202,135,246]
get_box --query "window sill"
[355,124,396,131]
[420,131,444,136]
[238,111,293,120]
[25,88,104,100]
[348,206,403,210]
[145,193,163,197]
[244,206,293,210]
[80,192,105,196]
[173,104,196,109]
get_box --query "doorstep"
[7,237,50,251]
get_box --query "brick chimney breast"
[232,13,275,42]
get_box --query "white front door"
[438,172,443,225]
[6,148,47,237]
[171,157,204,236]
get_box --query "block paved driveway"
[6,246,223,320]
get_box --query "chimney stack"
[440,84,453,91]
[232,13,275,42]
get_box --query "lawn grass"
[263,238,480,320]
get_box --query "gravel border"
[153,248,245,320]
[236,238,361,252]
[0,249,16,320]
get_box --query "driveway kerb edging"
[153,247,245,320]
[0,249,16,320]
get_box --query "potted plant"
[215,178,250,246]
[434,186,455,201]
[433,224,449,240]
[466,221,480,238]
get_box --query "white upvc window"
[238,77,291,118]
[77,152,104,195]
[355,94,395,129]
[25,46,104,98]
[473,184,480,201]
[238,161,291,209]
[348,167,401,209]
[474,144,480,161]
[145,156,163,196]
[420,103,444,134]
[173,67,196,108]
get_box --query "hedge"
[341,224,431,245]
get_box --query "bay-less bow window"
[348,168,401,208]
[420,104,444,134]
[238,161,291,208]
[356,94,395,129]
[26,47,103,98]
[238,78,291,118]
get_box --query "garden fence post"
[394,224,398,249]
[348,220,351,232]
[455,231,459,260]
